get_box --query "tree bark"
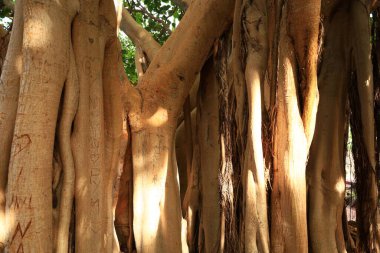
[0,0,378,252]
[350,1,378,251]
[0,0,23,249]
[5,0,78,251]
[0,26,10,74]
[124,0,234,251]
[197,58,221,253]
[270,0,320,250]
[307,4,350,252]
[240,0,270,252]
[271,17,308,252]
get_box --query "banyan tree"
[0,0,379,252]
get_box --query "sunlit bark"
[0,0,378,252]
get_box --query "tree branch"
[171,0,191,10]
[135,0,234,110]
[120,8,160,61]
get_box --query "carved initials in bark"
[90,170,101,185]
[91,198,100,212]
[16,243,24,253]
[8,195,32,210]
[10,220,32,251]
[0,112,5,127]
[11,134,31,157]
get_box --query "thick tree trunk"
[307,4,350,252]
[0,0,122,251]
[270,0,320,251]
[241,0,270,252]
[350,1,378,251]
[5,0,78,252]
[197,59,221,253]
[71,2,107,251]
[124,1,234,251]
[0,0,23,250]
[308,2,379,252]
[1,0,379,252]
[271,15,308,252]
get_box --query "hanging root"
[349,71,378,253]
[56,47,79,253]
[115,131,135,253]
[182,92,199,252]
[0,0,23,249]
[103,36,123,252]
[216,34,243,252]
[183,95,193,188]
[182,96,193,214]
[349,2,378,251]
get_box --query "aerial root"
[56,46,79,253]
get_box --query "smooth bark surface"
[307,5,349,252]
[5,0,78,251]
[0,0,378,252]
[125,0,234,251]
[242,0,270,252]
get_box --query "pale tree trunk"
[270,0,321,252]
[5,0,78,252]
[103,36,123,253]
[71,0,122,250]
[0,0,123,251]
[308,1,379,252]
[271,17,308,252]
[1,0,380,252]
[350,1,378,251]
[122,0,234,252]
[307,3,350,252]
[197,58,221,253]
[240,0,270,251]
[119,5,204,252]
[231,0,271,251]
[0,0,23,250]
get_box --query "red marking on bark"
[16,167,23,183]
[16,243,24,253]
[9,195,32,210]
[12,134,32,157]
[10,220,32,245]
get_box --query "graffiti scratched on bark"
[10,220,32,252]
[11,134,32,157]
